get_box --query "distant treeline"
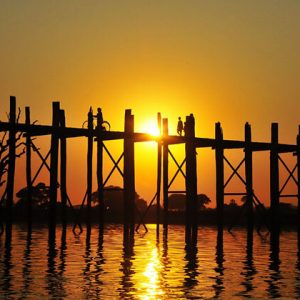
[3,183,299,227]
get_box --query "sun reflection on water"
[133,241,164,300]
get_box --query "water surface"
[0,224,299,299]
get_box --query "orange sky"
[1,1,300,206]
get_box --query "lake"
[0,224,299,299]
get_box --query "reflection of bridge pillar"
[162,118,169,230]
[185,114,197,243]
[124,109,135,234]
[215,122,224,231]
[270,123,280,232]
[245,123,254,233]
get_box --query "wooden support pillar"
[49,102,60,232]
[215,122,224,231]
[297,126,300,245]
[245,122,254,232]
[124,109,135,233]
[185,114,198,243]
[6,96,16,229]
[59,109,67,227]
[96,108,104,229]
[25,107,32,229]
[162,118,169,230]
[156,113,162,232]
[86,108,94,227]
[270,123,280,232]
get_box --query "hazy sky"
[1,0,300,205]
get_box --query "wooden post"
[6,96,16,228]
[245,123,254,232]
[59,109,67,227]
[297,126,300,245]
[156,112,162,232]
[215,122,224,231]
[270,123,280,232]
[162,118,169,230]
[124,109,135,233]
[49,102,60,232]
[86,107,93,227]
[96,108,104,229]
[185,114,198,243]
[25,107,32,228]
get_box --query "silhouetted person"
[177,117,183,136]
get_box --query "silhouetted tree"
[168,193,211,211]
[169,194,186,211]
[91,185,147,212]
[228,199,238,207]
[15,182,50,208]
[197,194,211,210]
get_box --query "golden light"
[140,246,164,299]
[139,119,160,137]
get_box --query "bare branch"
[16,147,25,158]
[1,131,7,145]
[16,107,21,123]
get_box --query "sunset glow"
[138,119,161,137]
[0,0,300,207]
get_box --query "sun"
[139,119,161,136]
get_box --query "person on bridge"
[177,117,184,136]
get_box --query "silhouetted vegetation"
[0,109,25,188]
[8,185,300,227]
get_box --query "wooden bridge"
[1,96,300,246]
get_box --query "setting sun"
[139,119,161,137]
